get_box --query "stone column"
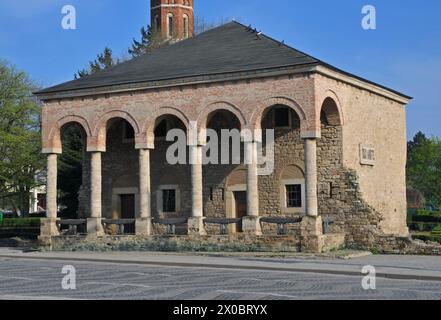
[301,138,323,252]
[243,141,262,235]
[39,154,60,241]
[305,139,318,217]
[136,148,153,236]
[188,145,206,235]
[87,151,105,237]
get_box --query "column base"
[300,215,324,253]
[38,218,60,244]
[135,217,153,236]
[242,216,262,236]
[187,217,206,236]
[86,218,105,238]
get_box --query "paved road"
[1,255,441,300]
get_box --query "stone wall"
[76,113,387,247]
[315,74,408,236]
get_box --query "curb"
[1,254,440,282]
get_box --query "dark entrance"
[120,194,135,234]
[234,191,247,232]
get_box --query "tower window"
[183,14,189,38]
[167,14,174,38]
[154,15,159,31]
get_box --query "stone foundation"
[47,234,302,253]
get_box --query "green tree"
[0,60,45,215]
[128,25,163,58]
[407,132,441,209]
[58,125,85,218]
[75,47,117,79]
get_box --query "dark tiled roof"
[36,21,319,95]
[36,21,411,100]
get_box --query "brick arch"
[48,115,92,140]
[93,110,140,137]
[195,101,247,145]
[45,115,92,153]
[320,90,344,126]
[250,97,308,129]
[142,106,190,134]
[197,101,247,130]
[89,110,140,152]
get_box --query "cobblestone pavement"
[1,257,441,300]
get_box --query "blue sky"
[0,0,440,139]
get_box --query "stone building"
[35,1,411,252]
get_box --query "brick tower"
[151,0,194,42]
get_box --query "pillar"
[188,145,206,235]
[301,138,323,252]
[243,141,262,235]
[136,148,153,236]
[305,138,318,217]
[87,151,105,237]
[39,154,59,240]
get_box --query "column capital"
[42,148,62,155]
[135,132,155,150]
[301,130,321,139]
[86,136,106,153]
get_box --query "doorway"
[234,191,247,232]
[120,194,135,234]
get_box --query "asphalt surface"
[1,253,441,300]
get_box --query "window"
[360,144,375,166]
[274,107,290,128]
[183,15,189,38]
[167,14,174,38]
[162,189,176,213]
[154,15,159,31]
[286,184,302,208]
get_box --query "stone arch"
[45,115,92,153]
[279,164,305,181]
[143,106,190,135]
[226,167,247,188]
[320,90,344,126]
[196,102,247,145]
[197,101,247,130]
[93,110,140,137]
[250,97,308,130]
[89,110,140,152]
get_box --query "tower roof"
[36,21,410,100]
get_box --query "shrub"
[412,215,441,223]
[0,218,41,228]
[415,209,441,217]
[413,234,441,245]
[432,225,441,235]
